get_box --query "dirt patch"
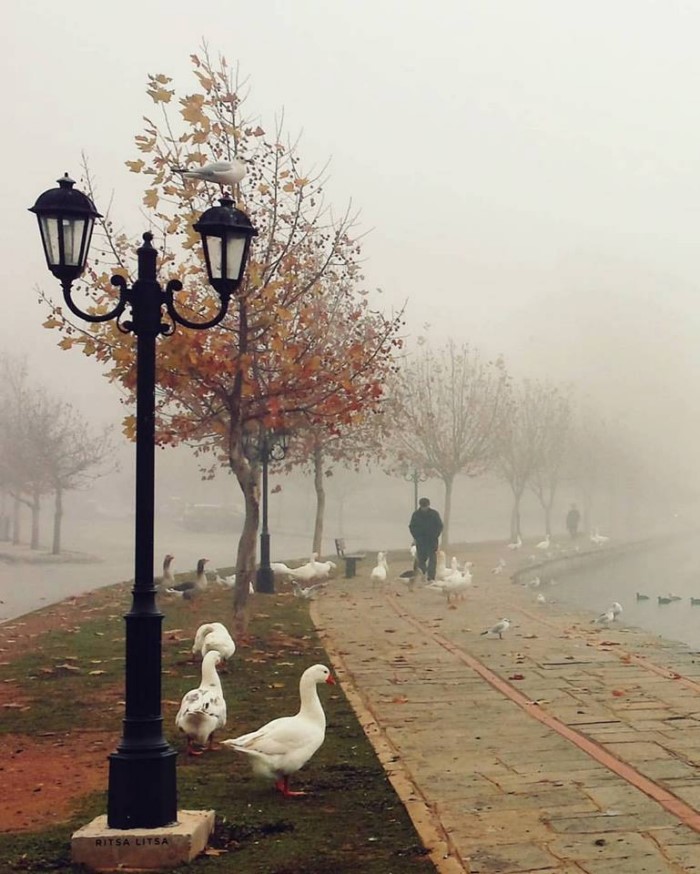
[0,730,115,832]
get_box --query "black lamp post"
[242,425,289,594]
[404,468,428,511]
[29,174,257,830]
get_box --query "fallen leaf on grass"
[508,674,525,681]
[611,689,626,697]
[203,848,227,857]
[88,670,107,676]
[391,695,409,704]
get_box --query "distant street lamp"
[242,425,289,593]
[29,174,257,830]
[404,468,428,511]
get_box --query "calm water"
[554,534,700,650]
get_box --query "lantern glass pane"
[63,217,87,266]
[224,236,246,280]
[39,216,61,266]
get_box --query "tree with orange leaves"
[41,47,402,619]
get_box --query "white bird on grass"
[215,570,236,587]
[481,618,511,639]
[610,601,623,618]
[590,528,610,545]
[172,158,246,190]
[271,562,294,580]
[536,593,546,604]
[291,580,327,600]
[536,534,551,551]
[221,663,335,797]
[310,556,337,581]
[192,622,236,663]
[175,650,227,756]
[507,536,522,550]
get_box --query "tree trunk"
[52,486,63,555]
[544,502,552,537]
[442,475,454,548]
[510,490,523,540]
[311,444,325,555]
[12,495,21,545]
[228,447,260,630]
[30,489,41,550]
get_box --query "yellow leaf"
[58,337,74,350]
[147,86,174,104]
[125,159,145,173]
[143,189,159,209]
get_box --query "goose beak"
[325,674,336,685]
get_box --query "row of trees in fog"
[34,49,666,616]
[0,357,112,553]
[388,341,641,545]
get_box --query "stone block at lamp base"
[71,809,215,871]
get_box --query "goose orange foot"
[275,776,307,797]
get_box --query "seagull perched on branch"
[172,159,246,190]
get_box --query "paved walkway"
[312,542,700,874]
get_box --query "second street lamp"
[242,426,289,594]
[404,468,428,511]
[30,174,257,830]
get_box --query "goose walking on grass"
[222,664,335,797]
[507,535,522,550]
[166,558,209,600]
[175,650,227,756]
[192,622,236,663]
[155,554,175,592]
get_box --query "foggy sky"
[4,0,700,491]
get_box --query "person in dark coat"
[409,497,443,581]
[566,504,581,539]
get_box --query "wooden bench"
[334,538,366,579]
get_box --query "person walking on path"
[566,503,581,539]
[409,498,443,581]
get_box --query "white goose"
[507,535,523,550]
[175,650,227,756]
[310,555,337,581]
[192,622,236,662]
[222,663,335,797]
[370,551,388,587]
[435,550,449,580]
[536,535,551,551]
[288,556,321,583]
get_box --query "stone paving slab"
[313,544,700,872]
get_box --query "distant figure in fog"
[566,504,581,540]
[409,498,443,581]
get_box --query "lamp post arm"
[164,280,231,331]
[60,275,128,324]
